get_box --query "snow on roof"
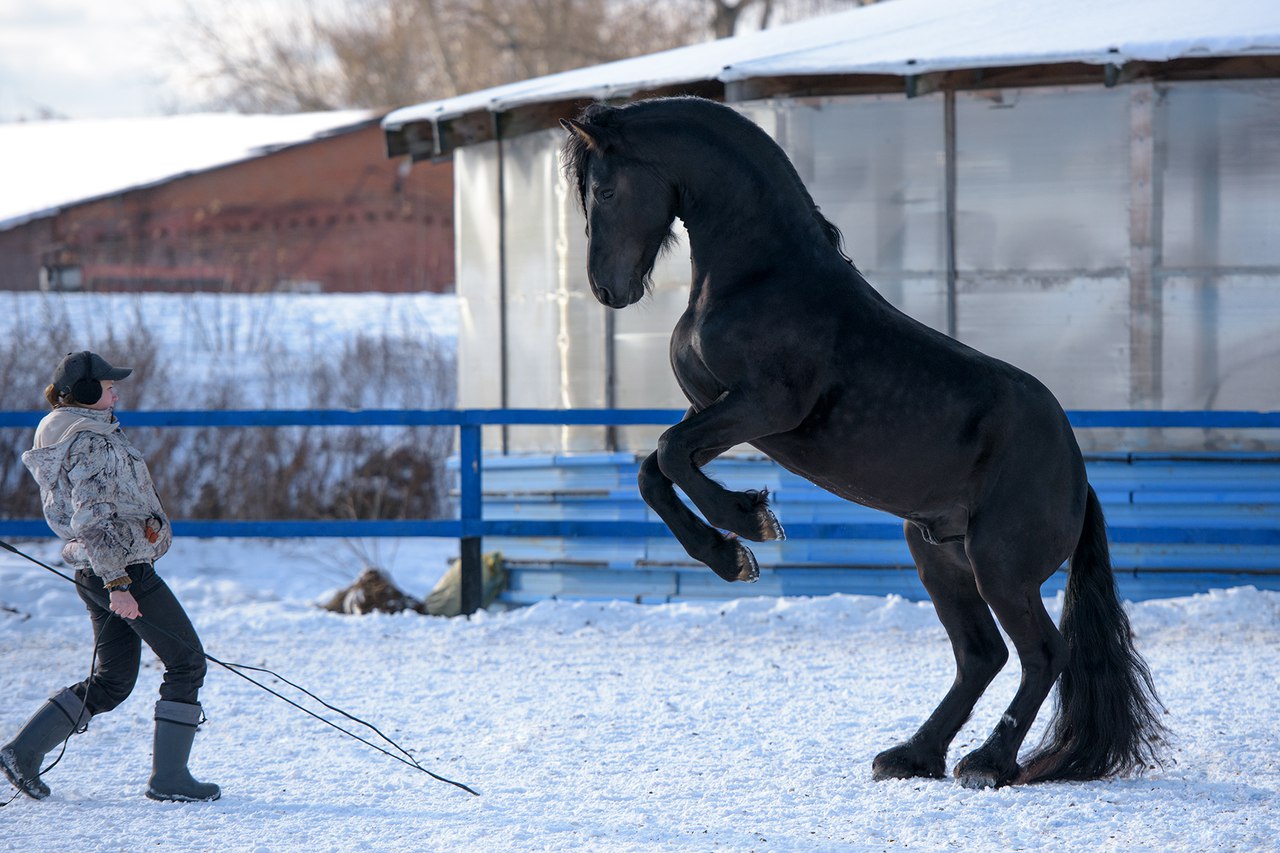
[0,110,377,231]
[383,0,1280,131]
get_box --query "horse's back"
[743,277,1087,544]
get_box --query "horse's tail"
[1020,484,1169,783]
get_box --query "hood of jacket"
[23,407,120,491]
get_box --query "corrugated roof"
[0,110,377,231]
[383,0,1280,132]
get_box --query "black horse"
[561,96,1167,789]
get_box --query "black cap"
[52,351,132,395]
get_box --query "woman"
[1,351,219,802]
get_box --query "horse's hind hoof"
[957,769,1007,790]
[954,752,1020,789]
[872,743,945,781]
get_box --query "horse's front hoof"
[715,489,786,542]
[755,505,785,542]
[732,540,760,582]
[740,489,784,541]
[872,743,945,781]
[954,750,1020,789]
[708,539,759,583]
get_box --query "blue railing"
[3,408,1278,611]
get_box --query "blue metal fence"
[2,409,1278,611]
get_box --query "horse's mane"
[561,101,616,216]
[560,97,853,266]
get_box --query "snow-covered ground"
[1,536,1277,851]
[3,291,1277,848]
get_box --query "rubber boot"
[0,688,91,800]
[146,700,220,802]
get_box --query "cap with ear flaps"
[51,351,132,405]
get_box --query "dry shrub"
[1,307,454,524]
[319,567,424,615]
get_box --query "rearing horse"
[561,96,1167,789]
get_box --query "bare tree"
[177,0,345,113]
[708,0,773,39]
[176,0,888,113]
[708,0,884,38]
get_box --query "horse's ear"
[560,118,608,152]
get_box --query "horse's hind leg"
[638,451,759,582]
[873,523,1008,781]
[952,531,1068,789]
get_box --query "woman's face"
[86,379,118,410]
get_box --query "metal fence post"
[458,420,483,616]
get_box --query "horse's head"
[560,110,677,309]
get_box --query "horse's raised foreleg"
[873,524,1009,781]
[638,451,760,582]
[654,390,789,546]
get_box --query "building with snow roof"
[0,111,454,294]
[385,0,1280,454]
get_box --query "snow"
[383,0,1280,131]
[0,38,1274,835]
[0,110,377,230]
[0,291,458,410]
[2,537,1278,849]
[3,291,1278,847]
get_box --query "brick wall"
[0,123,454,293]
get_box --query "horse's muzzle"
[590,279,643,309]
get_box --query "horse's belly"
[749,428,969,521]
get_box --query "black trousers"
[72,562,207,714]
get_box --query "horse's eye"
[599,188,615,201]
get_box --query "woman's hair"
[44,383,73,408]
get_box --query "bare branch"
[171,0,887,113]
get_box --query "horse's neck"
[670,138,826,281]
[678,178,817,286]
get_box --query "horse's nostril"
[598,286,613,305]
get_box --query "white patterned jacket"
[22,406,172,586]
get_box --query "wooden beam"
[1128,84,1165,409]
[725,73,903,102]
[385,54,1280,161]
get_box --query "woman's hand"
[109,589,141,620]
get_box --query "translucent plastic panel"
[1162,80,1280,268]
[453,141,504,451]
[610,99,951,451]
[738,95,946,276]
[501,128,605,452]
[863,273,949,335]
[1161,275,1280,410]
[956,274,1130,408]
[614,220,692,452]
[956,88,1130,271]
